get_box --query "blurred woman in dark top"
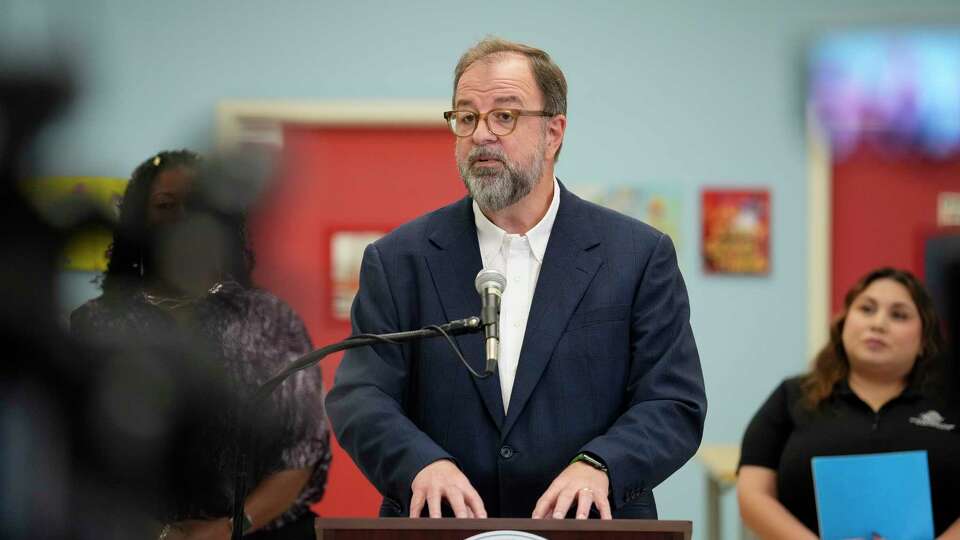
[737,267,959,539]
[71,150,330,540]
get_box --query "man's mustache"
[468,148,507,165]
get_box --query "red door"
[831,145,960,311]
[249,125,465,516]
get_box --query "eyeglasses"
[443,109,555,137]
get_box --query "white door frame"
[806,106,832,360]
[215,99,450,150]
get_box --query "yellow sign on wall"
[22,177,128,271]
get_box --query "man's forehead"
[454,53,540,105]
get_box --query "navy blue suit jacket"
[326,183,706,518]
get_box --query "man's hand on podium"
[409,459,488,519]
[531,462,612,520]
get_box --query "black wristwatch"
[570,452,608,473]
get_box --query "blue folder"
[812,450,934,540]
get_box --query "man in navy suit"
[325,37,706,521]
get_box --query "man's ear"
[545,114,567,160]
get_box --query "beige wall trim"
[216,99,450,150]
[806,104,831,362]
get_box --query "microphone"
[474,268,507,376]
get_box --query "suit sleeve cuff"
[580,441,646,510]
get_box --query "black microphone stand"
[229,316,482,540]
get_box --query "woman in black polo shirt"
[737,267,959,539]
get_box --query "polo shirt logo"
[909,410,956,431]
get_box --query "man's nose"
[471,116,498,145]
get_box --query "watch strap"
[571,452,608,473]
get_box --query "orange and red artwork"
[702,189,770,274]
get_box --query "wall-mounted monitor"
[810,31,960,159]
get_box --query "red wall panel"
[248,125,464,516]
[831,146,960,312]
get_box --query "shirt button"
[499,446,514,459]
[513,321,522,328]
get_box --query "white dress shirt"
[473,178,560,413]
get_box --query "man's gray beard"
[458,144,545,213]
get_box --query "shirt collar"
[834,377,923,403]
[473,177,560,265]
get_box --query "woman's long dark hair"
[100,150,255,300]
[801,267,945,408]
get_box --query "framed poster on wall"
[701,189,771,275]
[571,183,685,268]
[329,228,387,322]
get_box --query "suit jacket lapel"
[424,198,506,430]
[501,185,602,439]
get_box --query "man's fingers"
[575,488,594,519]
[409,489,426,518]
[445,488,470,518]
[427,487,443,519]
[531,488,557,519]
[410,461,488,519]
[463,486,488,519]
[551,490,576,519]
[533,461,611,520]
[596,493,613,520]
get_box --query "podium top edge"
[314,518,692,532]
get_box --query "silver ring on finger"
[580,487,593,493]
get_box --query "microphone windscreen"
[475,268,507,295]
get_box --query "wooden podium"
[315,518,691,540]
